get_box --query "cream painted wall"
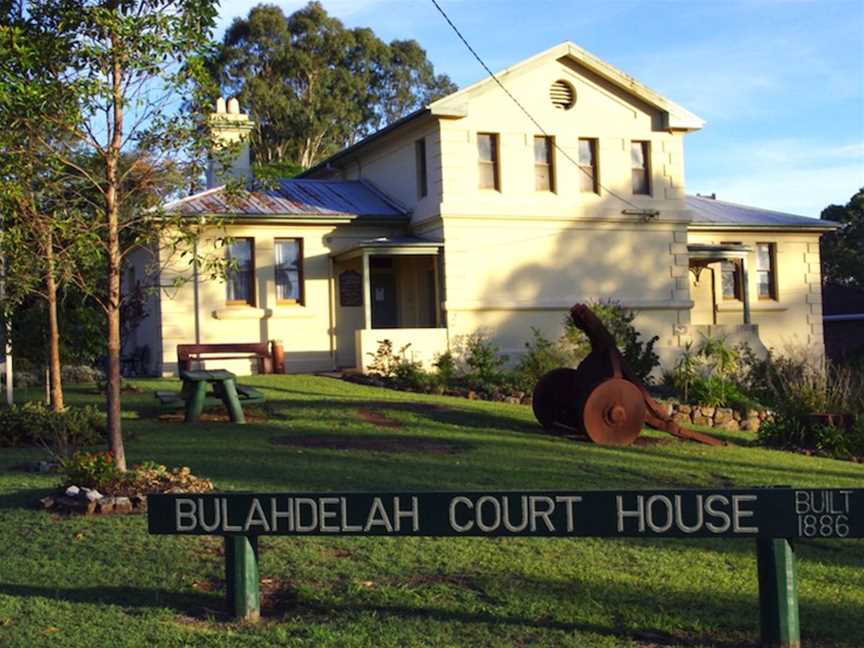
[436,58,688,222]
[149,222,403,376]
[441,218,691,367]
[308,54,697,371]
[324,118,444,228]
[688,230,825,354]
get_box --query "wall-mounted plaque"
[339,270,362,307]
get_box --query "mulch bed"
[270,434,464,454]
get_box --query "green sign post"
[149,487,862,645]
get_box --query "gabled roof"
[163,179,409,222]
[429,41,705,131]
[687,195,840,231]
[301,41,704,178]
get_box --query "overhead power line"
[429,0,647,213]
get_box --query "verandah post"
[225,535,260,621]
[756,538,800,648]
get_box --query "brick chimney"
[206,97,255,189]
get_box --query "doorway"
[370,258,398,328]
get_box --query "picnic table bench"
[155,369,265,424]
[177,343,273,374]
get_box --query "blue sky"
[216,0,864,217]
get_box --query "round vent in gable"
[549,80,576,110]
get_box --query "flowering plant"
[61,450,119,489]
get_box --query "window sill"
[271,307,316,319]
[716,302,788,313]
[212,307,271,320]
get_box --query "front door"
[371,267,398,328]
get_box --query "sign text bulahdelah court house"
[148,486,861,647]
[149,488,861,539]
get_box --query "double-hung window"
[631,141,651,195]
[477,133,500,191]
[275,238,303,305]
[756,243,777,300]
[578,138,598,193]
[226,238,255,306]
[534,135,555,192]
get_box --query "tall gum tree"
[213,1,456,171]
[5,0,226,470]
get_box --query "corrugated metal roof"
[687,195,839,230]
[164,179,409,221]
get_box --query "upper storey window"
[578,139,598,194]
[534,136,555,192]
[415,138,428,199]
[631,141,651,195]
[477,133,500,191]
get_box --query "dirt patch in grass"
[356,409,402,428]
[270,434,466,454]
[158,408,269,424]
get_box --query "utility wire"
[429,0,646,212]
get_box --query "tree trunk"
[105,23,127,472]
[44,229,64,411]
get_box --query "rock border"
[36,485,147,515]
[658,402,773,432]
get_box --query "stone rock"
[114,497,133,514]
[97,497,115,514]
[37,496,55,510]
[37,461,57,473]
[678,404,691,414]
[65,486,80,497]
[732,410,742,421]
[83,489,103,503]
[700,406,716,418]
[692,414,710,426]
[743,417,761,433]
[672,414,691,427]
[131,495,148,512]
[714,409,733,424]
[720,419,740,432]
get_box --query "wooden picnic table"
[180,369,246,424]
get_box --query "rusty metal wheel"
[532,368,583,433]
[582,378,645,446]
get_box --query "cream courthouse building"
[128,42,837,376]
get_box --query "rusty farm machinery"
[532,304,724,447]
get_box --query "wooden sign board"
[148,488,862,539]
[339,271,362,307]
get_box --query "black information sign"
[339,271,362,307]
[148,488,863,539]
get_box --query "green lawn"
[0,375,862,647]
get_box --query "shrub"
[366,339,407,379]
[759,415,864,459]
[61,450,120,489]
[433,351,457,386]
[0,370,40,389]
[561,300,659,383]
[514,328,571,392]
[0,402,105,459]
[748,347,864,459]
[61,365,104,384]
[461,332,508,389]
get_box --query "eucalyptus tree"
[1,0,226,470]
[214,2,456,170]
[821,188,864,289]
